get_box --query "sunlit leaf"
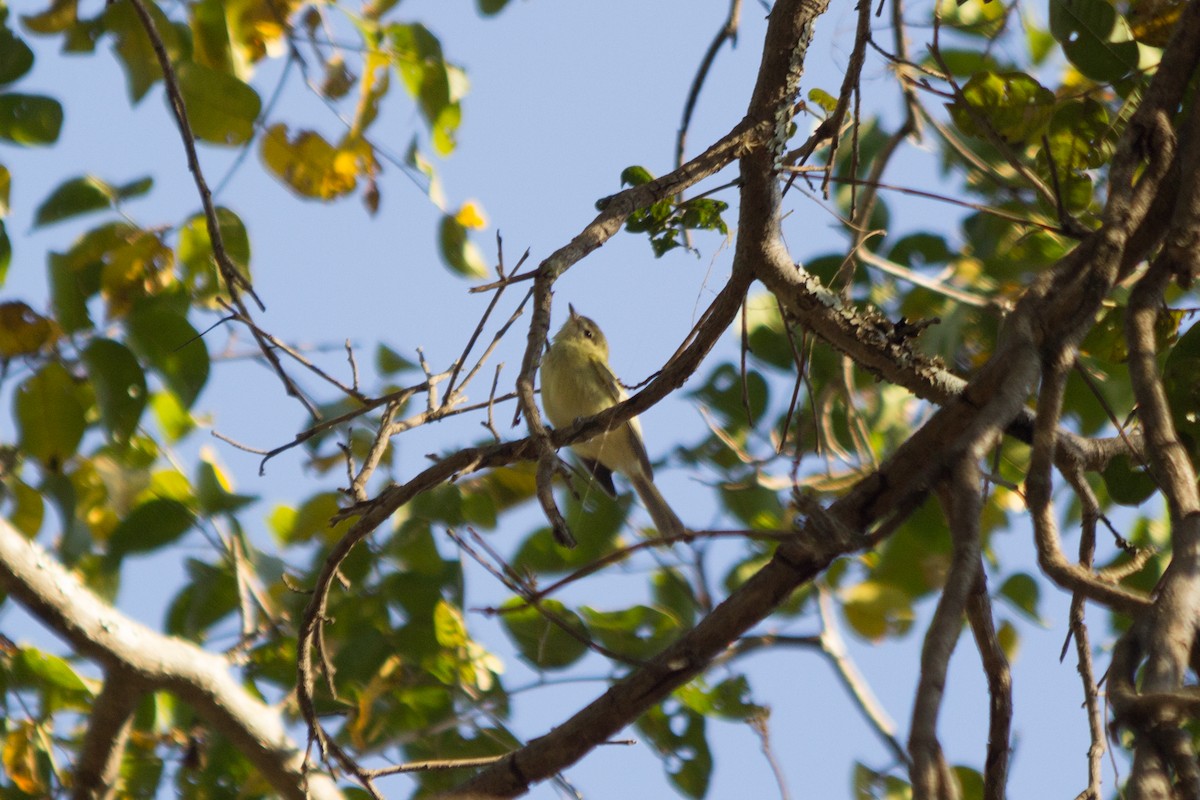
[16,647,89,693]
[4,478,45,537]
[1046,98,1113,172]
[1049,0,1140,82]
[1,719,45,795]
[438,212,488,278]
[261,124,363,200]
[150,389,195,442]
[386,23,465,156]
[196,452,256,515]
[948,71,1054,143]
[841,579,915,641]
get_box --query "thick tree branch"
[0,517,343,800]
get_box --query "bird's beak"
[568,303,578,320]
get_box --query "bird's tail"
[630,474,686,538]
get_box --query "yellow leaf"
[454,200,488,230]
[261,124,363,200]
[841,580,915,642]
[2,720,44,795]
[0,301,57,357]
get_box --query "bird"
[539,304,686,543]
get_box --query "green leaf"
[438,212,487,278]
[1049,0,1140,82]
[0,220,10,286]
[0,164,10,218]
[125,304,210,409]
[580,605,679,660]
[997,572,1045,625]
[0,26,34,85]
[82,338,147,443]
[150,389,194,442]
[1046,99,1113,171]
[477,0,511,14]
[637,701,713,799]
[676,675,764,721]
[16,648,89,694]
[107,498,194,560]
[954,766,985,800]
[102,0,181,103]
[948,72,1054,143]
[842,579,916,641]
[195,456,256,515]
[34,174,152,228]
[1101,453,1158,506]
[269,492,346,545]
[498,598,589,669]
[176,62,261,146]
[386,23,464,156]
[177,207,251,295]
[5,478,44,537]
[691,363,769,430]
[888,233,953,268]
[376,343,416,375]
[166,558,238,640]
[0,92,62,145]
[937,0,1008,37]
[997,618,1020,661]
[14,361,88,469]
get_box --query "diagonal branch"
[0,517,343,800]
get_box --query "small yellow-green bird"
[540,305,686,542]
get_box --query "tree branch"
[0,517,343,800]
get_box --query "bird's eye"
[583,329,593,339]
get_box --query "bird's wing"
[585,353,624,405]
[577,457,618,497]
[621,422,655,479]
[585,355,656,479]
